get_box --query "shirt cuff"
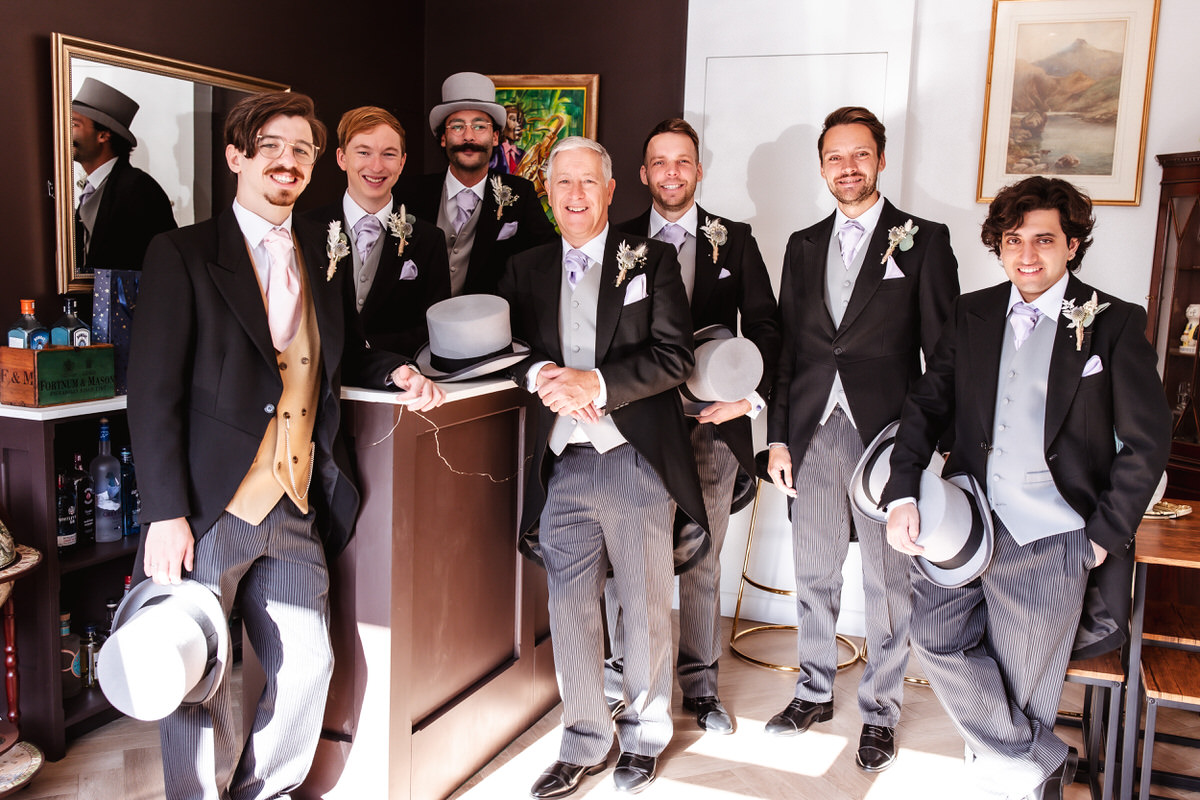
[768,442,788,449]
[593,369,608,409]
[525,361,554,392]
[744,391,766,419]
[887,496,917,512]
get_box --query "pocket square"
[1082,354,1103,377]
[497,221,519,241]
[883,256,905,280]
[718,267,732,280]
[623,273,648,305]
[398,259,418,281]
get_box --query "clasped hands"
[536,364,602,423]
[390,364,445,411]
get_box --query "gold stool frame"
[730,480,863,673]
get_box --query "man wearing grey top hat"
[395,71,555,297]
[72,77,177,272]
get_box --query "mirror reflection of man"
[395,72,555,296]
[305,106,450,358]
[72,77,177,272]
[490,104,526,174]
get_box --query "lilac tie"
[354,214,383,261]
[78,183,97,209]
[655,222,686,253]
[1010,302,1041,350]
[454,189,479,233]
[564,249,590,289]
[838,219,865,267]
[263,227,301,351]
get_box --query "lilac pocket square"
[498,221,519,241]
[1082,354,1103,377]
[623,274,648,305]
[399,260,418,281]
[718,267,732,280]
[883,256,905,280]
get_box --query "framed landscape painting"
[977,0,1160,205]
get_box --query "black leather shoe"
[607,696,626,719]
[1028,748,1078,800]
[682,695,734,734]
[764,698,833,736]
[612,752,657,794]
[855,724,896,772]
[530,760,606,799]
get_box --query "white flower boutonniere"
[387,204,415,256]
[325,220,350,281]
[1061,291,1110,352]
[491,175,517,220]
[615,240,648,288]
[881,219,919,264]
[700,216,728,263]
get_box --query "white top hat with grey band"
[72,77,139,148]
[850,421,945,522]
[429,72,507,134]
[680,324,764,416]
[414,294,530,382]
[97,578,230,721]
[911,471,995,588]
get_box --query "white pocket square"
[883,256,905,280]
[1082,354,1103,377]
[497,221,519,241]
[623,274,648,305]
[717,267,732,280]
[398,260,418,280]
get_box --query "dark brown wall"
[421,0,690,223]
[0,0,425,322]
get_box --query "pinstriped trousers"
[603,422,740,700]
[910,518,1094,798]
[789,407,912,726]
[159,499,333,800]
[542,444,676,765]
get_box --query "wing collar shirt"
[82,156,119,194]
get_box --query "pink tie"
[264,227,301,351]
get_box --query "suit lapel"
[802,215,837,337]
[966,285,1009,443]
[532,245,565,362]
[294,214,343,377]
[691,204,721,318]
[838,199,897,334]
[210,210,276,369]
[595,234,626,362]
[1045,274,1092,444]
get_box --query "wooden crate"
[0,345,115,407]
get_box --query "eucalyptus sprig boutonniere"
[387,204,415,256]
[881,219,919,264]
[325,220,350,281]
[615,240,648,288]
[1061,291,1110,351]
[491,175,517,220]
[700,216,728,263]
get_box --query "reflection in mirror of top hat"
[72,77,140,148]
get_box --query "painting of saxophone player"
[489,74,599,225]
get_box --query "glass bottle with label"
[82,624,100,689]
[7,299,50,349]
[90,418,123,543]
[56,473,77,557]
[70,453,95,546]
[50,297,91,347]
[119,448,140,538]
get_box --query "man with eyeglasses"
[305,106,450,357]
[396,71,555,296]
[128,91,443,800]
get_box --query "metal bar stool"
[1053,650,1125,800]
[729,476,863,673]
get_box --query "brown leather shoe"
[764,698,833,736]
[530,760,606,799]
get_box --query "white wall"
[685,0,1200,636]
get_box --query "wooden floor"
[17,618,1200,799]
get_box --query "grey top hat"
[912,472,995,588]
[680,324,763,415]
[414,294,531,382]
[97,578,230,721]
[72,77,139,147]
[429,72,507,134]
[849,420,945,523]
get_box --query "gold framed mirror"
[52,33,288,293]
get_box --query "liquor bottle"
[60,612,82,699]
[56,473,77,557]
[82,624,100,689]
[70,453,95,546]
[50,297,91,347]
[119,448,141,538]
[105,597,120,637]
[90,418,123,543]
[7,299,50,349]
[123,575,132,597]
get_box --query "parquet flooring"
[17,618,1200,799]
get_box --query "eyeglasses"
[444,122,493,135]
[254,134,319,165]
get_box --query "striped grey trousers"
[910,518,1094,798]
[789,407,912,725]
[542,444,676,765]
[159,499,333,800]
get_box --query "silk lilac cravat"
[655,222,687,253]
[838,219,865,268]
[264,226,301,351]
[1010,302,1041,350]
[354,214,383,261]
[454,189,480,233]
[78,183,96,209]
[565,249,590,289]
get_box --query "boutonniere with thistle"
[387,204,415,256]
[490,175,517,220]
[700,216,728,263]
[615,240,648,288]
[1061,291,1110,352]
[325,220,350,281]
[881,219,919,264]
